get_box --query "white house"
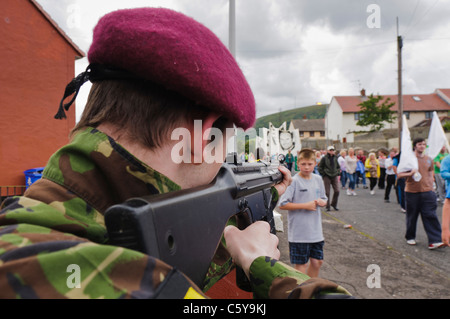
[289,118,325,140]
[326,88,450,143]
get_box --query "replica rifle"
[104,152,284,290]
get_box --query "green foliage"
[443,121,450,132]
[254,104,327,130]
[235,130,256,154]
[356,94,396,131]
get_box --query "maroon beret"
[87,8,255,129]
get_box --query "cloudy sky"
[36,0,450,122]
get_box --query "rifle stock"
[104,153,283,289]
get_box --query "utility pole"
[397,17,403,150]
[229,0,236,57]
[227,0,237,155]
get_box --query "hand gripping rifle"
[104,153,284,290]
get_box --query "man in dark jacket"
[318,146,341,211]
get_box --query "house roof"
[437,88,450,96]
[436,88,450,103]
[413,116,450,128]
[291,118,325,131]
[29,0,85,59]
[334,91,450,113]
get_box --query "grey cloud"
[34,0,450,120]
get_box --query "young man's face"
[298,159,316,175]
[414,141,427,154]
[279,132,293,150]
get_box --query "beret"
[87,8,256,129]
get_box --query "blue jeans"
[346,172,356,190]
[397,178,406,209]
[405,191,442,244]
[340,171,347,188]
[356,171,366,187]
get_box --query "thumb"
[223,225,239,240]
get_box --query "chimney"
[360,88,366,97]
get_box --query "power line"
[404,0,421,36]
[406,37,450,41]
[239,40,394,68]
[404,0,439,39]
[238,40,393,54]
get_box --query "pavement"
[274,182,450,299]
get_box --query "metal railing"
[0,185,26,202]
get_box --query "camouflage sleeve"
[0,199,206,299]
[249,256,352,299]
[0,224,206,299]
[270,186,279,203]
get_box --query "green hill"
[254,104,328,130]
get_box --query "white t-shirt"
[338,156,346,171]
[279,173,327,243]
[385,157,395,175]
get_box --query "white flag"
[426,111,450,160]
[397,115,418,173]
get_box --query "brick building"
[0,0,84,197]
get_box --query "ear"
[191,113,221,164]
[201,113,221,149]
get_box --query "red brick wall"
[0,0,78,190]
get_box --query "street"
[275,183,450,299]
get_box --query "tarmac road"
[275,183,450,299]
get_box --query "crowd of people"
[276,141,448,279]
[281,141,449,251]
[295,144,449,210]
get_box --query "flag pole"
[397,17,403,150]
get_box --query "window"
[404,111,410,119]
[354,113,364,120]
[320,131,325,137]
[425,111,433,119]
[300,131,304,137]
[309,131,315,137]
[412,96,421,102]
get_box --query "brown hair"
[298,148,316,162]
[72,79,217,149]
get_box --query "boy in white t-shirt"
[279,149,328,277]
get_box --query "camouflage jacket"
[0,127,351,299]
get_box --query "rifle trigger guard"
[238,198,249,210]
